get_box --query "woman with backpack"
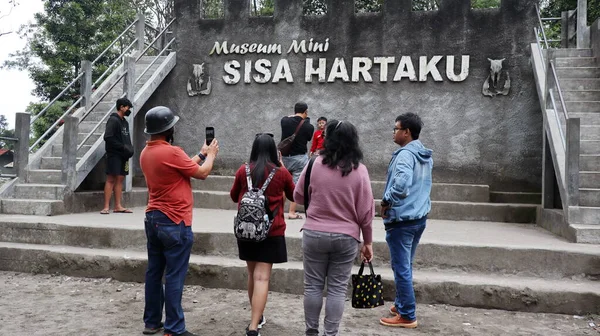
[293,120,375,336]
[230,133,295,336]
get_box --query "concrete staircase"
[0,55,176,216]
[0,208,597,315]
[57,176,540,223]
[547,49,600,243]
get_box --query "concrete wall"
[592,18,600,65]
[136,0,542,192]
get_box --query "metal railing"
[29,18,141,152]
[76,17,176,153]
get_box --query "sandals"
[287,213,303,220]
[100,209,110,215]
[113,208,133,213]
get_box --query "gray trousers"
[302,229,359,336]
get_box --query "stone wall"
[135,0,543,192]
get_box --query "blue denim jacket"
[382,140,433,224]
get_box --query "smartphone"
[205,127,215,146]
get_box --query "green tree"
[472,0,500,8]
[542,0,600,26]
[3,0,137,100]
[0,115,16,150]
[26,100,73,149]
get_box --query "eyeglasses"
[255,133,274,138]
[393,127,407,132]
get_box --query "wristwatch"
[198,153,206,161]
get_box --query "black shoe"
[142,322,163,335]
[246,330,260,336]
[258,316,266,329]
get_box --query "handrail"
[80,69,127,125]
[91,19,139,65]
[77,73,127,151]
[549,89,566,147]
[29,96,83,151]
[535,4,550,49]
[136,18,175,62]
[549,61,569,121]
[136,37,175,83]
[30,72,84,125]
[91,38,138,89]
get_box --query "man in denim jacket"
[379,113,433,329]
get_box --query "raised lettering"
[210,41,228,55]
[254,59,272,83]
[419,56,443,81]
[393,56,417,81]
[272,59,294,83]
[374,57,395,82]
[327,58,350,82]
[223,60,240,84]
[446,55,470,82]
[352,57,373,82]
[305,58,327,83]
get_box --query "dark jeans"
[385,217,426,321]
[143,210,194,335]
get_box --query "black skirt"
[237,235,288,264]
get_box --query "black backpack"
[234,164,276,242]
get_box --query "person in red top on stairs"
[309,117,327,157]
[230,133,295,336]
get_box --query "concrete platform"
[0,208,599,314]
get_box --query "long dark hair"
[249,133,280,188]
[320,120,363,177]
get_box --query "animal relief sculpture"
[187,63,212,96]
[483,58,511,97]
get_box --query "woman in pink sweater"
[294,120,374,336]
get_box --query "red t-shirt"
[310,130,324,154]
[140,140,198,226]
[230,164,295,237]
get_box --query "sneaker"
[142,322,163,334]
[258,316,266,329]
[389,305,398,316]
[164,332,199,336]
[379,315,418,328]
[246,330,261,336]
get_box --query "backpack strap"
[245,163,254,189]
[259,168,277,194]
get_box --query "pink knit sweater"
[293,156,374,244]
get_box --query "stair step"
[553,49,593,58]
[185,177,491,203]
[569,206,600,225]
[559,101,600,112]
[569,112,600,125]
[562,90,600,101]
[78,121,106,134]
[556,67,600,78]
[489,191,541,204]
[559,78,600,90]
[51,144,93,157]
[83,112,110,123]
[0,242,597,314]
[27,169,62,184]
[13,184,66,200]
[580,154,600,170]
[580,171,600,188]
[0,199,65,216]
[570,224,600,244]
[555,57,597,67]
[580,188,600,207]
[40,157,82,170]
[580,125,600,140]
[581,140,600,155]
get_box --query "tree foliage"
[3,0,137,100]
[542,0,600,25]
[26,100,72,149]
[0,115,16,150]
[0,0,19,37]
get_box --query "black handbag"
[351,262,384,309]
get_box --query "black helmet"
[144,106,180,135]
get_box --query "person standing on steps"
[279,102,314,220]
[140,106,219,336]
[309,116,327,157]
[379,113,433,329]
[101,98,134,215]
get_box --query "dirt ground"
[0,271,597,336]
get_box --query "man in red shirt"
[140,106,219,336]
[309,117,327,157]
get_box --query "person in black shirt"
[101,98,134,214]
[280,102,314,219]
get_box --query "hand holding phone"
[205,127,215,146]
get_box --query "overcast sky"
[0,0,44,129]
